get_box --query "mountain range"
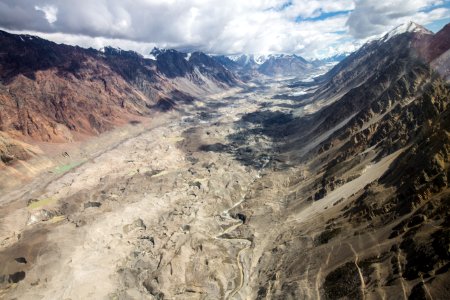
[0,32,342,167]
[216,53,335,77]
[0,31,240,166]
[0,21,449,299]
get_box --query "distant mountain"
[218,54,260,72]
[149,48,236,85]
[215,53,315,77]
[227,54,259,66]
[214,55,242,71]
[310,53,350,66]
[258,54,312,76]
[188,51,237,85]
[310,22,433,104]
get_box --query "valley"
[1,22,450,300]
[0,77,310,299]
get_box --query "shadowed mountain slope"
[246,21,450,300]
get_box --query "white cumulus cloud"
[0,0,448,58]
[347,0,449,38]
[34,4,58,24]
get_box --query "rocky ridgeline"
[250,23,450,299]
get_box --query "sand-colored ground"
[1,77,441,300]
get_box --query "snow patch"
[227,54,292,65]
[144,54,157,60]
[227,54,244,62]
[381,21,431,42]
[254,55,267,64]
[290,89,308,96]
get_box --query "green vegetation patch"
[27,197,57,210]
[53,161,82,174]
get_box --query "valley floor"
[0,79,292,299]
[0,77,447,300]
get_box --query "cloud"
[282,0,354,19]
[347,0,449,38]
[34,5,58,24]
[0,0,448,58]
[0,0,355,58]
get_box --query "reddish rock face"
[413,23,450,63]
[0,30,238,151]
[0,30,241,168]
[0,31,157,144]
[0,66,154,143]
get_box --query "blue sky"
[0,0,449,58]
[427,16,450,32]
[295,10,353,22]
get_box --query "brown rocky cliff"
[0,60,153,142]
[0,31,160,145]
[414,23,450,63]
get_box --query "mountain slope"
[244,22,450,299]
[0,31,239,166]
[304,23,433,112]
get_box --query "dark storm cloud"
[0,1,54,31]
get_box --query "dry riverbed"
[0,80,300,299]
[0,74,422,300]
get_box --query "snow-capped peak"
[99,46,124,54]
[226,54,242,62]
[227,54,253,64]
[150,47,163,57]
[381,21,431,42]
[226,54,288,65]
[254,54,286,64]
[254,55,268,65]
